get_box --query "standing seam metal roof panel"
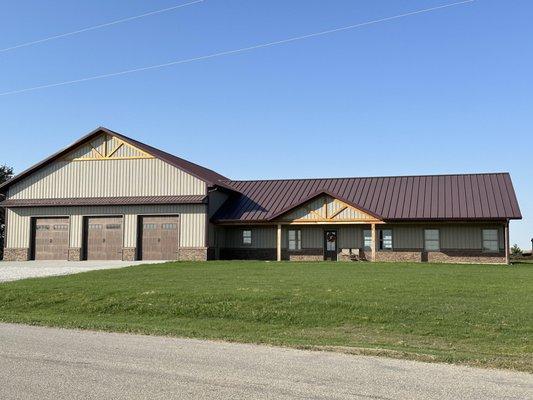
[213,173,522,222]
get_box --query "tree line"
[1,165,14,259]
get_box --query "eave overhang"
[0,195,207,208]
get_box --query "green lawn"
[0,261,531,372]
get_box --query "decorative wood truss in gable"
[274,195,383,224]
[64,133,154,161]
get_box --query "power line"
[0,0,474,97]
[0,0,204,53]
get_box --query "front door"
[324,230,337,261]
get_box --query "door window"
[326,231,337,251]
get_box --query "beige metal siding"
[6,205,205,249]
[7,158,206,199]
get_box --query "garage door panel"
[86,217,123,260]
[140,216,179,260]
[33,218,69,260]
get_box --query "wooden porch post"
[277,224,282,262]
[371,223,377,262]
[504,220,510,265]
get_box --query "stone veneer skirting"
[286,249,323,261]
[3,248,30,261]
[68,248,82,261]
[122,248,137,261]
[426,250,506,264]
[178,247,208,261]
[219,247,507,264]
[374,250,422,263]
[374,249,506,264]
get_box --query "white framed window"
[379,229,393,250]
[288,229,302,250]
[363,230,372,251]
[482,229,499,252]
[242,230,252,246]
[425,229,440,251]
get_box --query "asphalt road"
[0,323,531,400]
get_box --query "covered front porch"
[215,192,385,262]
[273,222,381,262]
[270,192,384,261]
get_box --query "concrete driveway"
[0,323,531,400]
[0,260,166,282]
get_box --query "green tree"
[510,244,522,256]
[0,165,14,259]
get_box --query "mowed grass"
[0,261,531,372]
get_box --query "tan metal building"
[0,127,522,264]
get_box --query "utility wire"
[0,0,204,53]
[0,0,474,97]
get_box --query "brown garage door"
[33,218,69,260]
[85,217,123,260]
[139,216,179,260]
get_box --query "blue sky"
[0,0,531,248]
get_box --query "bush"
[510,244,522,256]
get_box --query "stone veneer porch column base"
[178,247,208,261]
[122,248,137,261]
[3,248,30,261]
[68,248,82,261]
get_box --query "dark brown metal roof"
[213,173,522,222]
[0,195,207,208]
[0,127,232,193]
